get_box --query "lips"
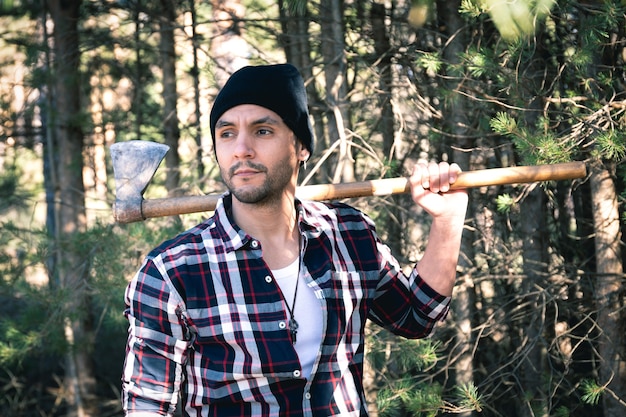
[229,163,266,181]
[234,168,255,175]
[233,168,259,178]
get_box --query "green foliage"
[368,331,443,416]
[490,112,517,136]
[0,0,44,18]
[455,382,483,413]
[380,157,404,179]
[0,164,31,212]
[377,378,443,417]
[416,52,442,74]
[459,0,482,19]
[0,209,187,414]
[368,330,439,373]
[580,379,603,406]
[283,0,307,16]
[368,332,483,416]
[489,112,575,164]
[461,47,499,79]
[592,130,626,161]
[0,320,42,364]
[554,405,570,417]
[376,378,484,416]
[0,221,68,365]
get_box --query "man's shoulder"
[299,199,373,228]
[147,216,217,259]
[300,199,362,214]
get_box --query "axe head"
[110,140,169,223]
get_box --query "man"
[122,63,468,417]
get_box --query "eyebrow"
[252,116,281,126]
[215,119,234,129]
[215,115,282,129]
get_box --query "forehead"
[217,104,284,126]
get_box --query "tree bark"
[519,185,549,417]
[210,0,248,85]
[364,6,400,415]
[47,0,97,415]
[589,160,625,417]
[133,7,143,142]
[159,0,181,196]
[277,0,324,183]
[188,0,205,179]
[371,2,403,255]
[319,0,354,183]
[437,2,475,414]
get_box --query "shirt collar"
[213,193,249,252]
[213,193,322,252]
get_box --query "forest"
[0,0,625,416]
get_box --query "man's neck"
[230,194,300,269]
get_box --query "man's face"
[214,104,304,205]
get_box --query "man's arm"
[410,161,468,297]
[122,259,188,417]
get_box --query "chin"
[232,188,271,205]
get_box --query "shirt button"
[250,240,259,248]
[265,275,273,283]
[278,321,287,329]
[304,392,311,400]
[293,370,301,378]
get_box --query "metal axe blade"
[110,140,170,223]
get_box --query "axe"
[110,140,587,224]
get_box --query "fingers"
[412,161,461,193]
[410,161,467,218]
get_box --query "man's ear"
[299,148,310,162]
[296,139,310,162]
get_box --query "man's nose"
[232,131,254,159]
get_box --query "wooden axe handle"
[135,162,586,222]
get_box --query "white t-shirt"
[271,257,324,379]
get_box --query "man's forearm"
[416,215,465,297]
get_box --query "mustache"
[228,161,268,176]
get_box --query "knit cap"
[210,63,314,154]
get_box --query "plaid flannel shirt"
[122,194,450,417]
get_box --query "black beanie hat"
[210,63,314,154]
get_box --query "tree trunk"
[47,0,97,416]
[370,2,402,255]
[519,185,549,417]
[276,0,324,183]
[159,0,181,196]
[437,1,475,414]
[319,0,354,183]
[278,0,311,71]
[589,160,625,417]
[364,6,400,415]
[133,7,143,141]
[210,0,248,85]
[512,17,553,415]
[188,0,205,179]
[516,133,549,415]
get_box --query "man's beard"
[222,157,295,205]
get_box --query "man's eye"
[257,128,273,136]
